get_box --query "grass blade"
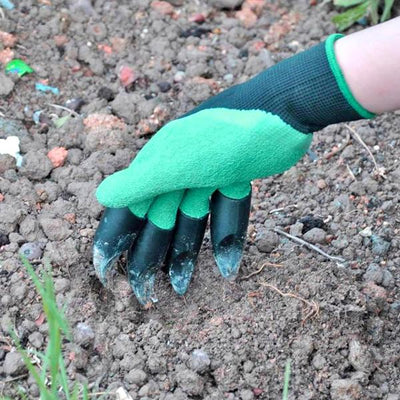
[332,1,369,31]
[381,0,394,21]
[9,330,51,400]
[59,353,71,400]
[282,359,291,400]
[333,0,364,7]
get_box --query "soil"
[1,0,400,399]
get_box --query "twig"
[3,373,28,383]
[269,204,298,214]
[346,164,356,181]
[16,44,28,51]
[344,124,386,178]
[273,228,345,263]
[46,103,80,117]
[241,261,283,280]
[259,281,320,323]
[324,131,350,160]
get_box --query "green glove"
[94,34,373,306]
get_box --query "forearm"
[335,16,400,114]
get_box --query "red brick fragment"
[236,8,258,28]
[0,48,14,65]
[0,31,17,47]
[151,1,174,15]
[47,147,68,168]
[118,65,136,87]
[189,13,206,23]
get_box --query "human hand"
[93,34,370,306]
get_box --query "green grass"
[3,256,89,400]
[332,0,395,31]
[282,359,291,400]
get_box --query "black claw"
[128,221,174,305]
[167,211,208,296]
[93,207,145,284]
[210,190,251,280]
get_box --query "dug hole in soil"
[1,0,400,399]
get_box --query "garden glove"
[94,34,374,306]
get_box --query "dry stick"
[241,261,283,280]
[273,228,346,263]
[346,163,356,181]
[46,103,80,117]
[344,124,386,178]
[259,281,320,323]
[324,131,351,160]
[3,373,29,383]
[269,204,298,214]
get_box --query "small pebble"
[0,153,16,173]
[157,81,171,92]
[348,339,372,372]
[115,387,134,400]
[98,86,115,101]
[256,230,279,253]
[223,73,234,83]
[54,277,71,294]
[239,48,249,58]
[65,97,85,112]
[19,242,43,260]
[381,269,394,288]
[0,72,14,96]
[289,222,303,237]
[371,235,390,256]
[174,71,185,82]
[74,322,95,347]
[303,227,326,244]
[317,179,327,189]
[180,27,210,38]
[28,331,44,348]
[312,354,326,370]
[3,351,27,376]
[126,368,147,386]
[0,233,10,246]
[189,349,211,373]
[209,0,244,10]
[359,226,372,237]
[363,264,383,284]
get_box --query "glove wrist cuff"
[325,34,375,120]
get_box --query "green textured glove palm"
[93,34,373,306]
[96,109,312,224]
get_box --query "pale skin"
[335,16,400,114]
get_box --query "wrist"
[327,34,375,119]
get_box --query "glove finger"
[93,200,151,284]
[166,188,214,296]
[127,190,184,306]
[211,183,252,280]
